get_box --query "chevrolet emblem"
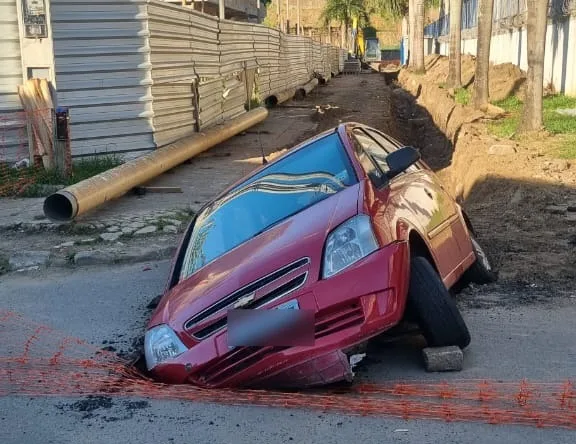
[233,293,255,309]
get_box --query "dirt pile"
[489,63,527,101]
[422,55,526,101]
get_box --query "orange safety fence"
[1,310,575,430]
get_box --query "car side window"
[364,129,420,174]
[352,129,393,176]
[349,133,385,185]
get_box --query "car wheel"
[464,235,498,285]
[407,256,471,349]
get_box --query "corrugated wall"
[50,0,155,158]
[0,0,25,162]
[145,0,344,147]
[147,1,220,146]
[41,0,343,157]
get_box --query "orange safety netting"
[1,310,575,429]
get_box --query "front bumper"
[148,241,409,388]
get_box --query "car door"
[352,127,464,283]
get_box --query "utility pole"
[219,0,225,19]
[296,0,300,35]
[277,0,282,31]
[285,0,289,33]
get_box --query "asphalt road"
[1,262,575,443]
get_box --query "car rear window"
[178,132,358,281]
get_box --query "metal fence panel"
[0,0,27,163]
[51,0,155,157]
[147,1,220,146]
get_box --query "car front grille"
[198,346,288,386]
[314,302,365,339]
[197,301,366,386]
[185,257,310,340]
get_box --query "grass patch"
[488,95,576,139]
[555,135,576,159]
[245,98,261,111]
[0,154,123,197]
[454,88,471,106]
[543,95,576,134]
[488,96,523,137]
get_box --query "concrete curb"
[4,244,177,275]
[73,245,177,267]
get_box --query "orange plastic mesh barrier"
[1,310,575,430]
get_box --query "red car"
[144,123,496,388]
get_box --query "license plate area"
[276,299,299,310]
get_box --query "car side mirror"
[385,146,421,179]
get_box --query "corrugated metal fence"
[50,0,156,158]
[1,0,345,162]
[52,0,339,155]
[146,1,343,147]
[0,0,28,162]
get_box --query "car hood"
[149,184,362,333]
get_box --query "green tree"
[369,0,408,17]
[321,0,370,50]
[370,0,438,72]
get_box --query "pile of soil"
[423,54,527,101]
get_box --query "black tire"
[407,256,471,349]
[464,235,498,284]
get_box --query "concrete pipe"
[43,107,269,222]
[295,78,319,100]
[264,88,296,108]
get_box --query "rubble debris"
[422,346,463,372]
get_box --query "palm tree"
[473,0,495,109]
[519,0,549,132]
[447,0,462,87]
[321,0,370,51]
[368,0,436,72]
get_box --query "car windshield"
[178,132,357,281]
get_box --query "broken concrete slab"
[162,225,178,234]
[8,251,51,270]
[114,245,177,264]
[422,346,463,372]
[134,226,157,236]
[77,238,97,244]
[74,250,114,266]
[100,232,122,242]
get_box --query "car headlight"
[144,324,188,371]
[322,214,379,279]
